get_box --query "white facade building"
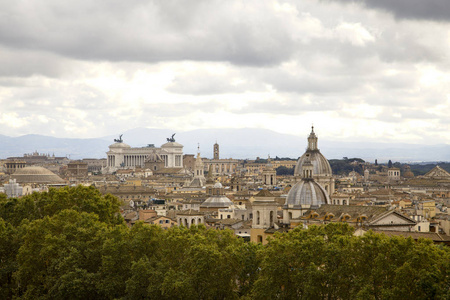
[105,136,184,173]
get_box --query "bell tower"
[213,142,219,160]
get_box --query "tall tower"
[213,142,219,160]
[262,157,277,186]
[189,145,206,187]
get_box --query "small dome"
[403,166,414,178]
[11,166,65,184]
[109,142,131,149]
[201,195,233,208]
[213,182,223,188]
[285,180,330,208]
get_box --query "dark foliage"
[276,166,295,176]
[1,187,449,299]
[329,158,365,175]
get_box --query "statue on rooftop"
[166,133,176,142]
[114,134,123,143]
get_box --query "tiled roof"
[255,189,275,197]
[374,230,450,242]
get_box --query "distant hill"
[0,134,110,159]
[1,128,449,162]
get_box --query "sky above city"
[1,0,449,144]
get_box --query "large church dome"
[284,180,330,208]
[11,166,65,184]
[294,127,332,177]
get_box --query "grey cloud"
[374,107,438,123]
[230,98,343,115]
[0,0,296,67]
[167,69,265,95]
[263,69,364,95]
[0,80,111,116]
[324,0,450,21]
[0,47,70,78]
[138,101,226,117]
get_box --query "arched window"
[270,211,274,226]
[256,211,260,225]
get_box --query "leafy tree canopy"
[1,187,449,299]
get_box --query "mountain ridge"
[1,128,449,162]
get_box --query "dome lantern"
[307,125,318,151]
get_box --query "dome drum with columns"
[283,153,330,223]
[200,182,234,211]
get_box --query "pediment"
[424,166,450,179]
[369,211,416,226]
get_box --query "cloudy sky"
[1,0,449,144]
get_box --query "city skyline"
[1,1,449,145]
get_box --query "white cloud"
[334,22,375,46]
[0,0,449,147]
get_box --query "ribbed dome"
[294,151,332,176]
[11,167,65,184]
[201,180,232,208]
[284,180,330,208]
[200,195,233,208]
